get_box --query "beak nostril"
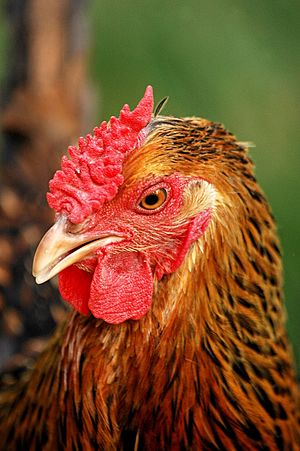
[65,215,93,235]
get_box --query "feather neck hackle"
[47,86,154,224]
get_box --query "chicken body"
[0,106,299,448]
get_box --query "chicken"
[0,86,299,450]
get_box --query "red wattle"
[89,251,153,324]
[58,252,154,324]
[58,265,92,315]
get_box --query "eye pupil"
[145,194,159,206]
[139,188,167,211]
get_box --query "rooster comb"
[47,86,154,223]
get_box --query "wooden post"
[0,0,92,370]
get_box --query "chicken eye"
[139,188,167,210]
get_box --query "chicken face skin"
[33,172,215,323]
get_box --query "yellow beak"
[32,215,124,284]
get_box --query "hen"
[0,86,299,450]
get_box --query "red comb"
[47,86,154,223]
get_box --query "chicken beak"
[32,215,124,284]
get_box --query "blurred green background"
[1,0,299,367]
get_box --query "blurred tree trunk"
[0,0,92,371]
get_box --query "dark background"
[1,0,299,368]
